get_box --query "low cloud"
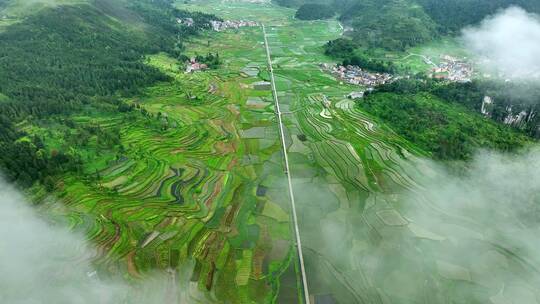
[298,149,540,303]
[0,180,201,304]
[393,149,540,302]
[462,6,540,81]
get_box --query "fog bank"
[297,148,540,303]
[462,6,540,81]
[393,149,540,302]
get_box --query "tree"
[295,4,335,20]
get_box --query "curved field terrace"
[36,1,540,303]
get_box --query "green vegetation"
[278,0,439,51]
[431,81,540,138]
[324,38,396,73]
[272,0,358,9]
[323,37,356,58]
[0,0,211,186]
[271,0,306,8]
[377,78,540,139]
[359,91,530,160]
[3,0,538,303]
[417,0,540,33]
[294,3,335,20]
[194,52,222,68]
[341,0,438,51]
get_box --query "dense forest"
[376,78,540,138]
[294,3,335,20]
[341,0,438,51]
[431,81,540,136]
[355,76,539,160]
[359,91,531,160]
[0,0,214,187]
[324,38,396,73]
[416,0,540,33]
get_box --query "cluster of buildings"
[321,63,394,88]
[210,20,259,32]
[185,57,208,73]
[176,18,259,31]
[429,55,473,82]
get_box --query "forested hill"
[295,3,335,20]
[0,0,215,187]
[277,0,540,50]
[416,0,540,33]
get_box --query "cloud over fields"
[306,148,540,303]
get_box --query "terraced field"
[40,14,297,303]
[40,1,540,303]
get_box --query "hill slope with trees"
[360,83,533,160]
[295,3,335,20]
[0,0,215,187]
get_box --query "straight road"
[262,24,311,304]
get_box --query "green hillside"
[0,0,212,186]
[342,0,438,50]
[417,0,540,33]
[359,90,530,160]
[295,3,335,20]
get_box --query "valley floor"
[40,1,540,303]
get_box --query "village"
[428,55,474,82]
[321,63,395,88]
[176,18,259,32]
[209,20,259,32]
[321,54,474,92]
